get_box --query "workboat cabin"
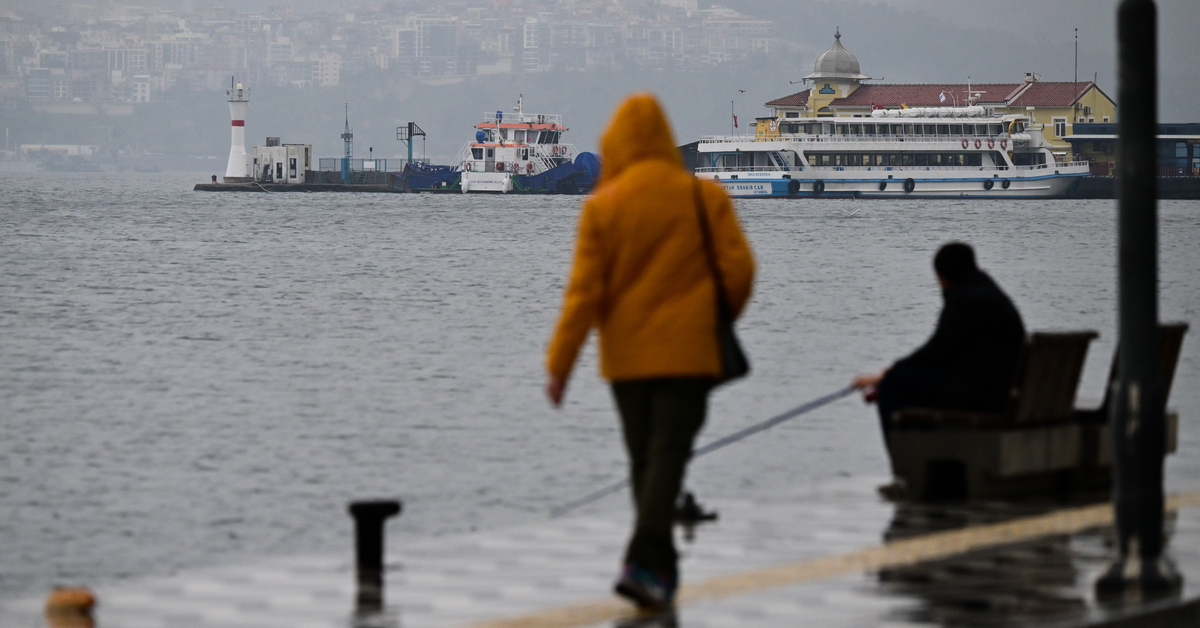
[456,96,579,193]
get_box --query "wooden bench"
[886,331,1099,501]
[1072,323,1188,491]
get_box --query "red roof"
[831,83,1025,107]
[765,90,809,107]
[1008,81,1097,107]
[765,81,1104,109]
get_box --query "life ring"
[526,162,533,174]
[983,179,994,190]
[987,138,995,149]
[974,139,982,149]
[553,145,561,156]
[903,177,916,193]
[464,162,472,171]
[878,180,887,191]
[787,179,801,195]
[1000,139,1008,149]
[1001,178,1011,190]
[961,139,969,149]
[1108,161,1116,170]
[813,180,825,195]
[495,161,504,171]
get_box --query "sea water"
[1,172,1197,602]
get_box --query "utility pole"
[1074,28,1079,122]
[1096,0,1180,599]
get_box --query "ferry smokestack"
[225,80,249,179]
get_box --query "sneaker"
[614,564,676,611]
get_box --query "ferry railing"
[481,112,562,126]
[694,165,793,173]
[698,134,1017,145]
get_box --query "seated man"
[852,242,1026,451]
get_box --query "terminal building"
[758,30,1118,160]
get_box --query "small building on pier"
[251,137,312,184]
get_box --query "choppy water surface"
[1,173,1197,601]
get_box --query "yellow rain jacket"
[546,94,755,382]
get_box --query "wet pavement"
[2,482,1199,628]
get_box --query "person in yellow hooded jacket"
[545,93,755,611]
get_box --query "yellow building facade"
[756,31,1117,157]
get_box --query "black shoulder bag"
[692,180,750,384]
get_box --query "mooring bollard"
[348,499,402,608]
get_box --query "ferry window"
[990,124,1003,135]
[902,154,914,166]
[936,124,950,135]
[850,124,862,135]
[808,123,822,134]
[486,148,494,158]
[887,154,901,166]
[834,154,844,166]
[923,124,936,135]
[966,153,982,166]
[499,129,508,140]
[950,124,963,135]
[962,124,974,135]
[1052,117,1067,137]
[835,124,848,135]
[522,149,529,160]
[990,151,1006,166]
[915,153,929,166]
[514,130,526,142]
[472,148,483,159]
[878,124,890,136]
[290,158,297,177]
[904,124,914,135]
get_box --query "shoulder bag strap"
[691,179,729,308]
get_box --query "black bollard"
[348,500,402,608]
[1096,0,1180,599]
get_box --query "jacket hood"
[596,93,683,187]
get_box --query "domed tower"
[804,29,871,116]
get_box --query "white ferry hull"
[711,169,1087,199]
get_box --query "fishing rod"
[549,385,856,519]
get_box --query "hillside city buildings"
[0,0,772,109]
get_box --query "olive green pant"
[611,377,712,579]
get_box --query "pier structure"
[224,79,250,182]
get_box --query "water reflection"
[878,502,1180,626]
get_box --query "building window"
[1053,117,1067,137]
[1088,117,1095,123]
[785,111,799,119]
[1102,116,1110,123]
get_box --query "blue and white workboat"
[696,107,1089,199]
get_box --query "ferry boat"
[394,96,598,194]
[696,106,1089,199]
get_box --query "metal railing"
[699,134,1017,145]
[480,112,562,126]
[317,158,428,172]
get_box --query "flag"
[733,114,738,128]
[939,91,946,103]
[900,103,909,109]
[870,103,882,111]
